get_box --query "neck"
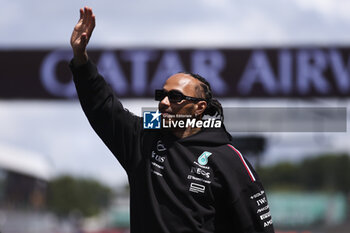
[171,127,201,139]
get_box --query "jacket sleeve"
[69,60,143,173]
[216,146,275,233]
[228,179,274,233]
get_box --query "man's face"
[158,73,204,118]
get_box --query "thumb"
[81,33,88,45]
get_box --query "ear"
[195,100,207,117]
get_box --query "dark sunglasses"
[155,89,206,103]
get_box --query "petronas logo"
[198,151,212,166]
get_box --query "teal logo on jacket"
[198,151,212,165]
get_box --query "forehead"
[163,73,200,95]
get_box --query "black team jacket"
[70,60,275,233]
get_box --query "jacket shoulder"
[213,144,258,183]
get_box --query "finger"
[85,14,95,40]
[87,7,94,25]
[86,9,95,32]
[82,6,89,24]
[84,6,91,20]
[91,14,96,30]
[87,7,93,17]
[79,8,83,20]
[83,7,93,27]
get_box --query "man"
[70,7,275,233]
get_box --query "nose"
[158,96,170,110]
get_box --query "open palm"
[70,7,95,58]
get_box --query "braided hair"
[181,72,224,121]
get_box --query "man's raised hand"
[70,7,96,65]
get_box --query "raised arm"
[70,7,95,66]
[69,7,143,173]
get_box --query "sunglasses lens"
[155,90,185,102]
[168,91,184,102]
[155,90,166,101]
